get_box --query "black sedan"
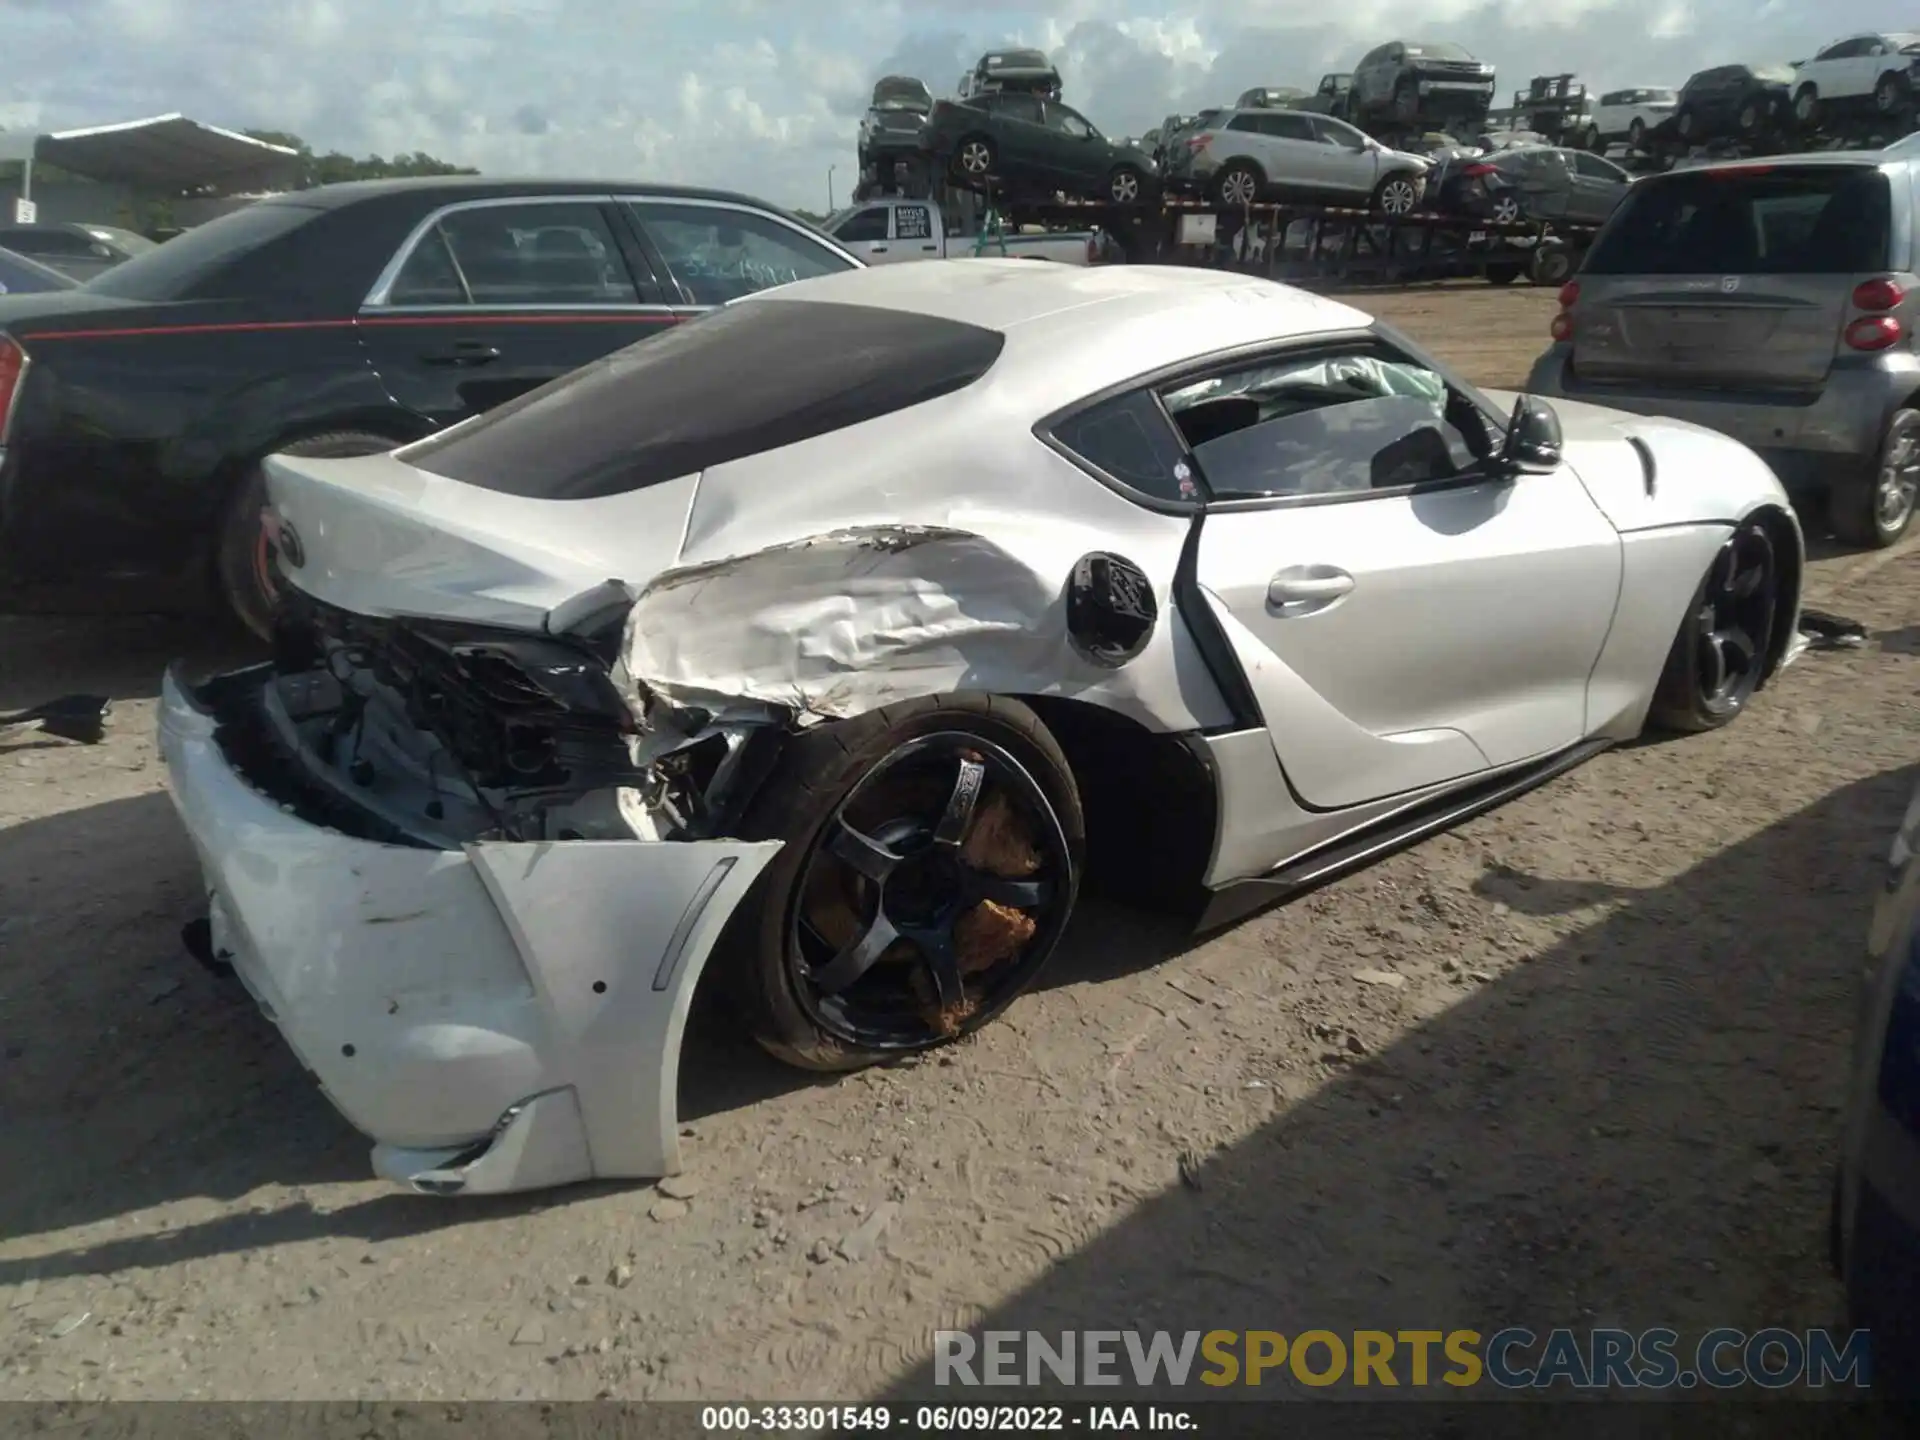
[1434,145,1632,225]
[1669,63,1797,145]
[0,245,77,295]
[0,178,860,635]
[926,92,1157,204]
[0,221,154,281]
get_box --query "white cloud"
[0,0,1897,209]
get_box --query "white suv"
[1791,33,1920,125]
[1587,87,1677,150]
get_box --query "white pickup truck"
[823,197,1106,265]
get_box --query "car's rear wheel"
[1372,174,1421,215]
[1647,520,1779,733]
[1675,107,1698,141]
[1108,165,1145,204]
[1830,408,1920,549]
[1213,162,1262,208]
[1529,242,1574,286]
[1489,193,1523,225]
[1877,72,1909,115]
[954,136,997,182]
[215,430,398,640]
[722,694,1084,1072]
[1794,86,1820,127]
[1628,117,1647,148]
[1737,100,1764,133]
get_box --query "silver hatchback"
[1526,152,1920,546]
[1181,107,1430,214]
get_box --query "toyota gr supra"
[159,261,1804,1195]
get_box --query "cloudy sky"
[1,0,1913,209]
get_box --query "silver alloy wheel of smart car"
[1491,194,1522,224]
[959,140,993,175]
[1877,424,1920,534]
[1376,177,1419,215]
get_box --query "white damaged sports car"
[159,260,1802,1194]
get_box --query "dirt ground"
[3,282,1918,1405]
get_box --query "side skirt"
[1195,736,1613,932]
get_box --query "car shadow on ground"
[0,614,254,711]
[0,776,1189,1271]
[1,755,1906,1380]
[857,767,1910,1430]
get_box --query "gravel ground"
[2,282,1916,1406]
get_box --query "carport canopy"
[0,115,300,191]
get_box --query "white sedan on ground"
[160,261,1803,1194]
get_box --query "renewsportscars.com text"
[933,1328,1872,1390]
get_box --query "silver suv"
[1180,107,1430,214]
[1526,152,1920,546]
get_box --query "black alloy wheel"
[789,733,1074,1052]
[1648,521,1779,733]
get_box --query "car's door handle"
[421,341,501,367]
[870,245,889,253]
[1268,569,1355,607]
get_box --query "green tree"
[241,130,478,191]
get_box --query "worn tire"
[1794,86,1820,128]
[1877,72,1909,116]
[1628,117,1647,149]
[1646,520,1779,734]
[720,694,1084,1072]
[215,430,398,640]
[1675,107,1697,141]
[1830,408,1920,549]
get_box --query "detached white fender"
[157,667,781,1196]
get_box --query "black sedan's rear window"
[1584,166,1892,275]
[404,299,1005,500]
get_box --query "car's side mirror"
[1501,395,1564,473]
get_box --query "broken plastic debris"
[0,694,110,745]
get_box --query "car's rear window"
[1583,167,1892,276]
[85,201,320,300]
[404,299,1006,500]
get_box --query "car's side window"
[1263,112,1316,142]
[387,225,470,305]
[1047,388,1197,507]
[1312,117,1366,149]
[833,207,890,243]
[630,202,854,307]
[1161,348,1493,501]
[995,95,1044,125]
[1572,151,1623,180]
[1226,113,1259,133]
[383,202,641,308]
[1046,105,1094,138]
